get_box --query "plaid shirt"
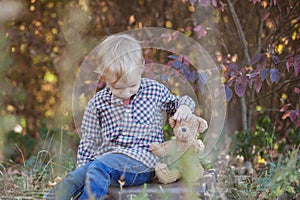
[77,78,195,168]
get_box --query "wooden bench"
[106,169,217,200]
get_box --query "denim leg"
[78,153,153,200]
[44,162,91,200]
[78,159,112,200]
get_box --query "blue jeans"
[44,153,154,200]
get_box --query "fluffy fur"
[150,114,208,184]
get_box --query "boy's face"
[106,70,142,100]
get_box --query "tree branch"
[227,0,252,132]
[227,0,251,65]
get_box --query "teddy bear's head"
[169,114,208,142]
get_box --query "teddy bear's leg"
[155,162,181,184]
[186,164,204,183]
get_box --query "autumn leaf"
[280,104,290,112]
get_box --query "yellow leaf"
[188,5,195,12]
[292,31,297,41]
[277,44,283,54]
[52,46,59,53]
[51,28,58,34]
[281,93,288,100]
[257,156,266,164]
[45,110,54,118]
[44,71,57,83]
[165,21,172,28]
[256,105,262,111]
[20,118,26,128]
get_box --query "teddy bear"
[149,114,208,184]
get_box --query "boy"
[45,34,195,199]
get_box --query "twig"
[250,77,300,103]
[15,144,25,167]
[248,9,265,130]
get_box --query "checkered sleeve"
[160,84,195,115]
[76,98,102,168]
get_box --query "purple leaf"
[198,0,211,6]
[234,77,247,97]
[280,104,290,112]
[212,0,217,7]
[193,24,207,39]
[184,70,191,80]
[261,68,269,81]
[256,64,263,70]
[249,71,259,79]
[296,120,300,129]
[289,110,297,122]
[293,60,299,76]
[229,63,239,72]
[180,64,188,74]
[182,56,190,66]
[225,86,233,101]
[295,54,300,62]
[173,59,181,69]
[255,78,262,93]
[188,70,198,83]
[167,60,174,67]
[286,57,293,72]
[271,55,280,64]
[250,53,263,65]
[189,0,197,5]
[168,55,179,60]
[145,59,153,64]
[270,68,280,83]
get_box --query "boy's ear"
[197,117,208,133]
[169,116,176,128]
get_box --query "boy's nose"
[181,128,187,132]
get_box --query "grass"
[0,127,299,199]
[0,127,76,199]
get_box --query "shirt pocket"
[132,97,156,125]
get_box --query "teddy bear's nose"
[181,128,187,132]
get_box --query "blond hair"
[96,34,144,81]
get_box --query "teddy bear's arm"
[189,139,205,153]
[150,141,173,157]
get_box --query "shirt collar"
[104,78,146,104]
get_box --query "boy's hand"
[173,105,192,122]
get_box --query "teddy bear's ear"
[197,117,208,133]
[169,116,176,128]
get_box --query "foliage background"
[0,0,299,198]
